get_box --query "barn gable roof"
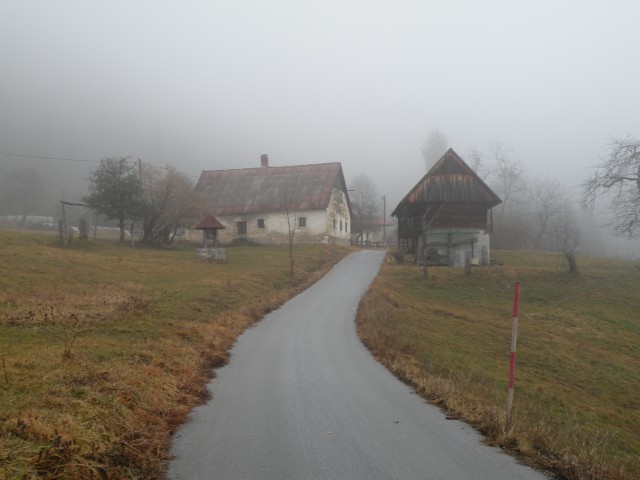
[196,162,349,216]
[392,148,501,217]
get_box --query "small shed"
[392,148,501,267]
[195,215,226,248]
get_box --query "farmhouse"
[195,155,351,245]
[392,148,501,267]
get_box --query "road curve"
[168,251,546,480]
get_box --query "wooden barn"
[392,148,501,267]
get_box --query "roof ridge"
[200,162,341,174]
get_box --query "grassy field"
[0,228,350,479]
[356,251,640,480]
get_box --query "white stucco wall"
[185,189,351,245]
[324,188,351,244]
[215,210,347,245]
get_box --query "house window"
[298,217,307,228]
[333,218,336,230]
[237,221,247,236]
[340,220,343,232]
[257,218,265,228]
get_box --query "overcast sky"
[2,0,640,210]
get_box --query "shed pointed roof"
[194,214,226,230]
[392,148,501,217]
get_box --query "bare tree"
[529,176,568,250]
[465,145,489,181]
[488,142,526,220]
[349,174,380,243]
[155,168,205,245]
[421,129,448,170]
[552,204,581,274]
[582,135,640,238]
[139,164,204,245]
[139,164,168,244]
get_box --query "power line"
[0,152,100,164]
[0,151,201,179]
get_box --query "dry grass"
[357,251,640,480]
[0,228,350,479]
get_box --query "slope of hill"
[0,229,348,478]
[357,250,640,480]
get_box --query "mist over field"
[1,0,639,257]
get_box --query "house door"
[236,221,248,238]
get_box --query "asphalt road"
[168,251,546,480]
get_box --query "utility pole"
[382,194,386,245]
[138,158,143,244]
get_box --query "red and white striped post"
[507,281,521,432]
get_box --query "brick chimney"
[260,154,269,168]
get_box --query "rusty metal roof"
[392,149,502,217]
[196,162,349,216]
[194,214,226,230]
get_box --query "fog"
[1,1,639,254]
